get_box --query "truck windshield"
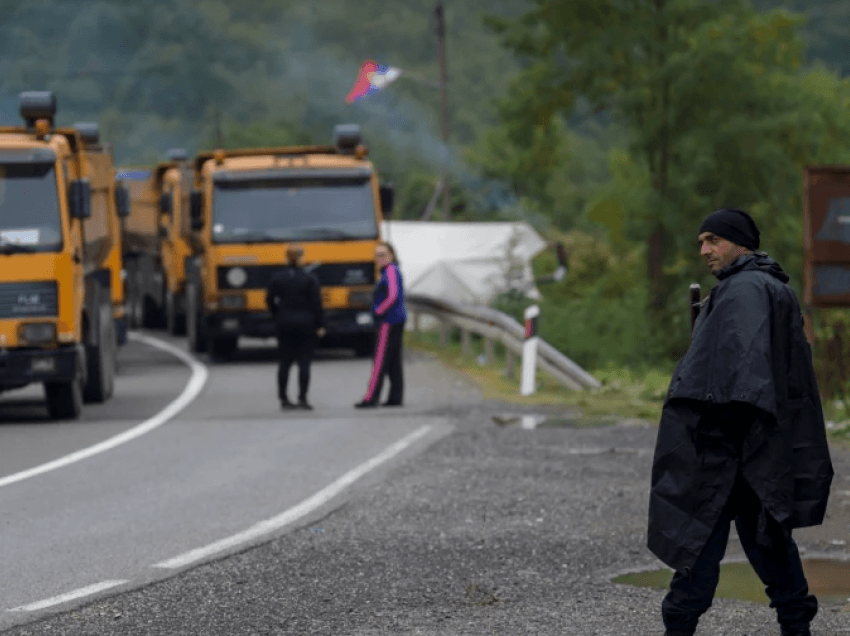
[0,163,62,252]
[211,177,378,243]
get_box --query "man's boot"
[780,626,811,636]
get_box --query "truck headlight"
[20,322,56,344]
[356,312,373,326]
[226,267,247,288]
[220,294,246,310]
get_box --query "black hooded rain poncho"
[647,252,834,573]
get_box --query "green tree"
[487,1,850,348]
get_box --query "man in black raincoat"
[647,208,833,636]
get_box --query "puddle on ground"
[613,559,850,605]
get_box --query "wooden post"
[461,329,471,358]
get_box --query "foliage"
[484,0,850,362]
[813,309,850,405]
[493,229,683,369]
[0,0,526,188]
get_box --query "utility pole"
[435,2,450,220]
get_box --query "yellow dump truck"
[185,125,394,359]
[74,122,129,346]
[0,91,120,419]
[119,149,193,335]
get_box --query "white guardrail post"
[406,294,600,392]
[520,304,540,396]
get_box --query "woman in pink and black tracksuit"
[355,242,406,408]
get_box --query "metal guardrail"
[406,294,601,391]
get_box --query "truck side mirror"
[190,190,203,230]
[160,191,173,216]
[69,179,91,219]
[115,184,130,218]
[379,183,394,218]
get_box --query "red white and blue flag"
[346,60,402,103]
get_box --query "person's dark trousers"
[361,322,404,404]
[276,326,315,402]
[662,475,817,635]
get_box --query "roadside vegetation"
[407,328,670,422]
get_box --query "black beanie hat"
[698,207,760,251]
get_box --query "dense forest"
[2,0,850,371]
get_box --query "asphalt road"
[1,333,848,635]
[0,332,456,631]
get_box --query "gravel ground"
[5,360,849,636]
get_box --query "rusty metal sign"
[804,166,850,308]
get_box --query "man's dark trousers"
[276,326,315,402]
[662,474,817,634]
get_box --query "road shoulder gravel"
[5,361,849,636]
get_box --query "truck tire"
[166,291,186,336]
[83,307,116,403]
[209,336,237,362]
[45,378,83,420]
[127,286,142,330]
[142,295,164,329]
[187,286,207,353]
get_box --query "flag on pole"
[346,60,402,103]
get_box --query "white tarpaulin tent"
[381,221,547,305]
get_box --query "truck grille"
[217,262,375,290]
[0,281,58,319]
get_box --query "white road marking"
[8,580,129,612]
[155,424,433,569]
[0,332,208,489]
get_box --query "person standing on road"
[355,241,406,408]
[647,208,834,636]
[266,244,325,410]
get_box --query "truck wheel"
[83,312,116,403]
[45,378,83,420]
[209,336,237,362]
[187,288,207,353]
[142,295,164,329]
[166,291,187,336]
[127,289,142,330]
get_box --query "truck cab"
[0,91,117,419]
[186,124,393,359]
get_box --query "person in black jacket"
[265,244,324,410]
[648,208,833,636]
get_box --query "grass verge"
[407,330,668,421]
[409,330,850,445]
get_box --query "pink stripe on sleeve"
[375,264,399,316]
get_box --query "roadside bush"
[492,229,670,370]
[813,308,850,405]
